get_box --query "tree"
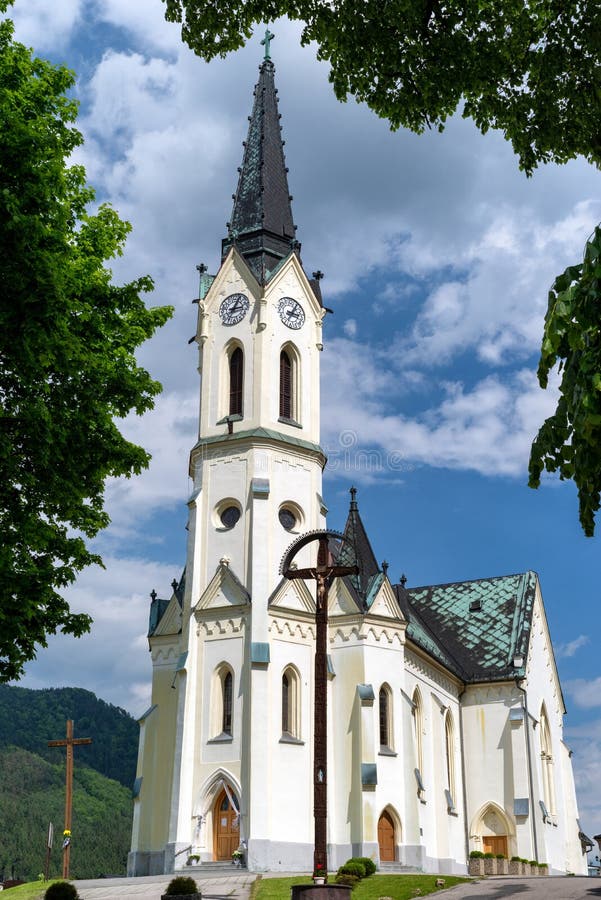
[163,0,601,532]
[0,7,173,680]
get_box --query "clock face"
[278,297,305,330]
[219,293,249,326]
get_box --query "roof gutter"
[515,677,539,862]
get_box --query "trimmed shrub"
[469,851,484,858]
[338,861,366,878]
[539,862,548,868]
[510,856,520,862]
[45,884,80,900]
[353,857,376,876]
[496,853,506,859]
[335,874,359,890]
[529,860,538,866]
[483,852,494,859]
[164,876,199,895]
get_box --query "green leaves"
[529,226,601,536]
[162,0,601,173]
[0,20,173,679]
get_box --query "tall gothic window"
[279,349,292,419]
[540,705,556,815]
[379,684,393,749]
[281,666,300,739]
[412,687,424,790]
[222,670,233,735]
[229,346,243,416]
[445,710,456,807]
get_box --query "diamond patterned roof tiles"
[397,571,537,682]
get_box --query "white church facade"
[128,46,587,879]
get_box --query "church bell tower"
[129,36,328,876]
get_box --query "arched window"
[222,670,233,735]
[379,684,393,750]
[445,710,456,810]
[540,706,556,816]
[412,687,425,794]
[229,346,243,416]
[281,666,301,739]
[279,349,292,419]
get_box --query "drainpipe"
[515,678,539,862]
[458,684,470,866]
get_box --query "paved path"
[73,872,255,900]
[70,873,601,900]
[443,876,601,900]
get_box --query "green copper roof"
[191,427,325,461]
[398,571,537,682]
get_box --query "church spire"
[222,33,299,285]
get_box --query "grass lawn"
[0,882,61,900]
[253,874,470,900]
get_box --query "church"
[127,41,587,879]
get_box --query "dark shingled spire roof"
[339,487,381,607]
[222,58,298,284]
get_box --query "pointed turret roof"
[340,487,381,607]
[222,53,299,284]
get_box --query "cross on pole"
[48,720,92,878]
[281,531,358,882]
[261,29,275,60]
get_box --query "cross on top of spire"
[261,28,275,60]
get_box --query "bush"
[338,861,366,878]
[483,852,494,859]
[510,856,520,862]
[529,860,538,866]
[335,874,359,890]
[164,876,199,895]
[469,851,484,858]
[496,854,506,859]
[352,857,376,876]
[45,884,80,900]
[539,862,548,868]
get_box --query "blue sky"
[8,0,601,840]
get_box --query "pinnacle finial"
[400,573,407,587]
[261,28,275,60]
[150,589,157,602]
[349,486,358,510]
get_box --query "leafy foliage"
[163,0,600,175]
[165,876,199,895]
[351,857,376,876]
[529,226,601,535]
[0,745,132,882]
[0,685,138,788]
[0,10,172,679]
[44,883,80,900]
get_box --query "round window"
[278,507,297,531]
[220,506,241,529]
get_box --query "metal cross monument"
[48,720,92,878]
[281,530,358,881]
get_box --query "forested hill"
[0,684,138,788]
[0,685,139,881]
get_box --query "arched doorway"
[378,810,396,862]
[213,788,239,860]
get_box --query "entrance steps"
[177,861,245,874]
[378,862,422,874]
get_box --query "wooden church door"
[213,789,239,860]
[378,810,396,861]
[483,835,508,857]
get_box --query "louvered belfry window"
[280,350,292,419]
[229,347,243,416]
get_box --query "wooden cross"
[282,531,358,882]
[261,29,275,60]
[48,720,92,878]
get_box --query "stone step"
[177,861,245,873]
[378,863,422,874]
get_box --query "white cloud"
[343,319,357,338]
[322,338,559,481]
[96,0,181,53]
[556,635,590,659]
[564,677,601,709]
[17,554,180,714]
[11,0,82,50]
